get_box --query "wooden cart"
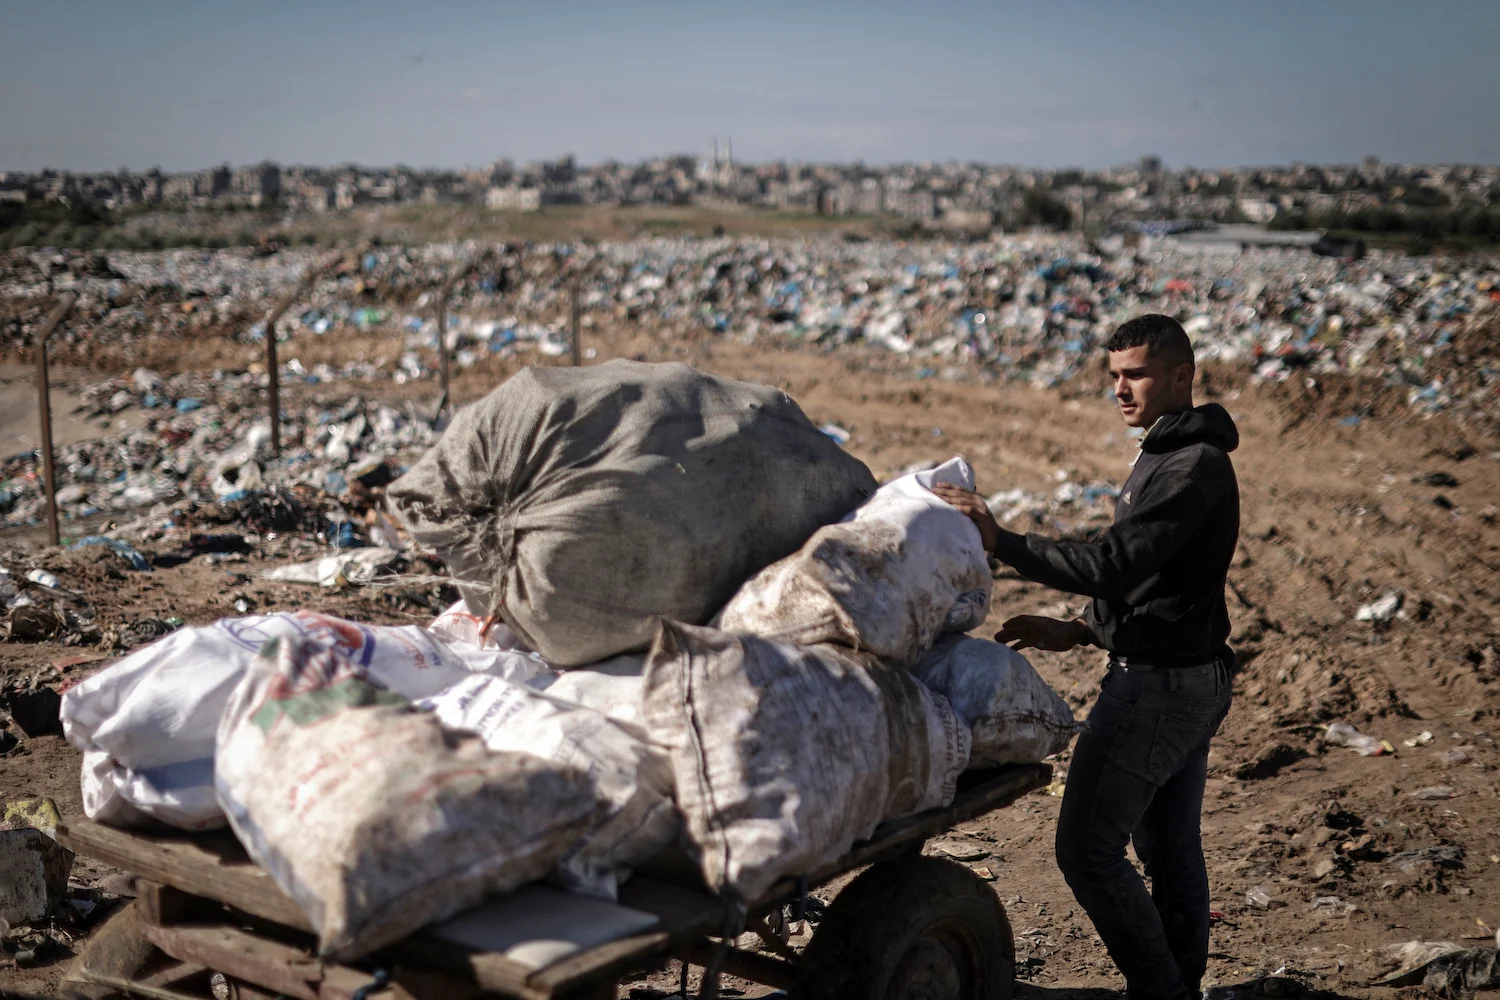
[56,763,1050,1000]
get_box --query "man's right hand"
[930,484,1000,554]
[995,615,1093,652]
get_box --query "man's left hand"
[931,484,999,554]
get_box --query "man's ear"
[1177,362,1196,394]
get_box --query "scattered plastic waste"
[25,569,63,590]
[1387,845,1465,872]
[1355,592,1403,622]
[1404,730,1435,747]
[261,547,400,588]
[1323,721,1392,756]
[1310,895,1357,916]
[1245,885,1285,910]
[1376,940,1500,991]
[1410,785,1459,800]
[819,423,851,446]
[68,536,152,572]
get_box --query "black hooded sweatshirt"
[991,402,1240,665]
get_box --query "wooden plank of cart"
[56,763,1050,1000]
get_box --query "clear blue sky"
[3,0,1496,173]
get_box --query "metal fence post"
[259,250,353,457]
[260,287,304,459]
[431,249,499,421]
[570,276,583,367]
[434,267,467,419]
[33,292,78,548]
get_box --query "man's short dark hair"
[1105,314,1195,369]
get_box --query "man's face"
[1107,345,1191,428]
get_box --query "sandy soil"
[2,319,1497,999]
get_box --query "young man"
[934,313,1239,1000]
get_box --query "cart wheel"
[795,856,1014,1000]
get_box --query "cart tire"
[795,856,1014,1000]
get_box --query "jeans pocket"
[1146,708,1218,782]
[1089,698,1160,783]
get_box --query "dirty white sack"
[63,611,551,829]
[420,674,678,899]
[428,600,650,732]
[216,634,598,960]
[910,635,1080,768]
[718,456,991,667]
[539,654,649,732]
[79,751,221,831]
[642,621,970,902]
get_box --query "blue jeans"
[1055,657,1233,1000]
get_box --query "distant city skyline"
[3,0,1497,173]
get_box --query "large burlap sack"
[911,635,1081,769]
[62,611,548,830]
[215,635,598,960]
[642,621,970,903]
[419,674,678,900]
[387,361,877,666]
[718,456,991,667]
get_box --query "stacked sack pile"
[60,359,1079,960]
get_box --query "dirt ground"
[2,317,1498,999]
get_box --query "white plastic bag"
[260,547,400,587]
[63,611,551,829]
[420,674,678,899]
[642,621,970,902]
[910,635,1081,768]
[719,456,991,667]
[216,634,598,960]
[428,599,530,653]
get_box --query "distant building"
[300,183,336,213]
[231,162,280,205]
[883,187,937,223]
[939,207,994,232]
[485,185,541,212]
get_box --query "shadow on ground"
[1017,981,1365,999]
[1016,986,1124,999]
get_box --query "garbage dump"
[419,673,679,901]
[641,620,972,903]
[60,610,550,829]
[216,634,600,960]
[4,235,1496,537]
[387,359,877,666]
[719,456,991,667]
[910,635,1082,768]
[1,363,439,535]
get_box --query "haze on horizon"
[2,0,1497,174]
